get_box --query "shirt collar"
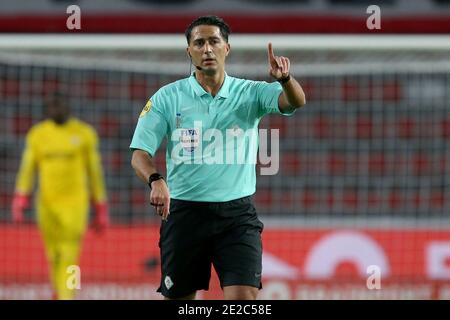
[188,72,230,99]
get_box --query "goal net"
[1,34,450,299]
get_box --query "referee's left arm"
[267,42,306,114]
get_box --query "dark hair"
[44,91,66,105]
[185,15,230,44]
[47,91,66,100]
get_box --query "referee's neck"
[195,70,225,97]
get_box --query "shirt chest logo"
[71,135,81,146]
[179,128,200,153]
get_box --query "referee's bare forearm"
[131,149,158,184]
[278,76,306,114]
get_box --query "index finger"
[268,42,275,60]
[162,197,171,220]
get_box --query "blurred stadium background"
[1,0,450,299]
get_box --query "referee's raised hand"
[268,42,290,81]
[150,179,171,221]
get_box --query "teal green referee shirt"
[130,72,295,202]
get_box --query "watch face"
[149,174,163,188]
[151,174,162,181]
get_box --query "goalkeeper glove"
[11,193,30,224]
[93,201,110,233]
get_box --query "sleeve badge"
[139,99,152,118]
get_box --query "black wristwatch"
[148,173,164,189]
[277,74,291,84]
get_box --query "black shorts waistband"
[171,195,252,206]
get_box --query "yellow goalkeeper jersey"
[15,118,107,208]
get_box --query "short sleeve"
[130,91,169,157]
[256,81,296,118]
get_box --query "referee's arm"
[267,42,306,114]
[131,149,170,220]
[278,75,306,114]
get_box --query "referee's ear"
[225,43,230,57]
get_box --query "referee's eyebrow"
[193,36,222,43]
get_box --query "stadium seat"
[441,118,450,138]
[356,115,373,140]
[412,152,430,176]
[397,117,415,139]
[281,152,301,175]
[313,115,331,139]
[128,75,148,101]
[368,153,386,176]
[327,152,346,176]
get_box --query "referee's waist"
[171,195,253,205]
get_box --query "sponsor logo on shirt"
[179,128,200,153]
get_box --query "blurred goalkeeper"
[11,92,109,300]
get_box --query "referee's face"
[187,25,230,75]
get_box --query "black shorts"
[157,195,264,299]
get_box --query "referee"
[130,15,306,300]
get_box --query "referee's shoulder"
[229,75,265,92]
[156,76,190,95]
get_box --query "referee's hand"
[150,180,171,221]
[268,42,290,81]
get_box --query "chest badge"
[71,135,81,146]
[179,128,200,153]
